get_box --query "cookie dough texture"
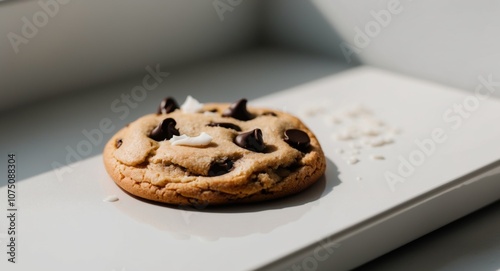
[103,103,326,205]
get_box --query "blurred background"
[2,0,500,111]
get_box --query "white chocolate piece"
[181,95,204,113]
[170,132,213,147]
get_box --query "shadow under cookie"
[107,158,340,240]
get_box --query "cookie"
[103,96,326,206]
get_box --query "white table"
[1,50,499,271]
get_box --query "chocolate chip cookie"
[103,96,326,206]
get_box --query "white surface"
[1,66,500,270]
[263,164,500,271]
[357,199,500,271]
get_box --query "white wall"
[264,0,500,97]
[0,0,261,110]
[4,0,500,112]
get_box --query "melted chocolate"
[208,159,234,176]
[222,99,254,121]
[149,118,180,141]
[235,129,265,152]
[207,122,242,131]
[157,97,179,114]
[284,129,310,152]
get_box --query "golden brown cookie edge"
[102,106,327,206]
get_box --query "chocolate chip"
[206,122,242,131]
[201,109,218,114]
[208,159,234,176]
[149,118,180,141]
[262,112,277,117]
[115,139,123,148]
[235,129,265,152]
[222,99,254,121]
[284,129,310,152]
[157,97,179,114]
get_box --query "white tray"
[2,67,500,271]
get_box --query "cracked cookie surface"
[103,99,326,205]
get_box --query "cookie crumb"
[370,155,385,160]
[347,156,359,165]
[368,138,386,147]
[103,195,119,202]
